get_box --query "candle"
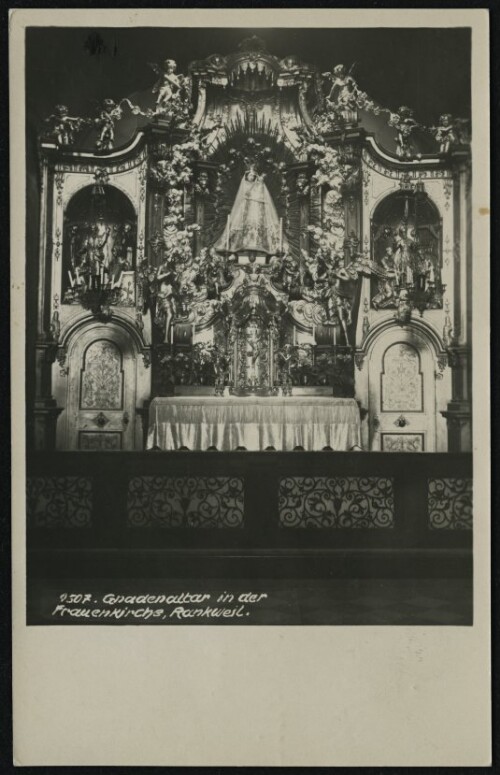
[279,218,283,254]
[184,187,187,222]
[293,326,297,346]
[312,324,316,344]
[333,324,337,347]
[226,214,230,253]
[192,323,196,342]
[170,322,174,345]
[68,270,74,288]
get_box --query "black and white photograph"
[11,7,491,767]
[24,21,475,627]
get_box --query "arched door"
[62,324,137,450]
[368,330,436,451]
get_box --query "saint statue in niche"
[215,164,288,255]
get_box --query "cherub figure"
[94,98,125,150]
[430,113,458,154]
[44,104,88,146]
[194,170,211,197]
[281,253,300,291]
[296,172,310,198]
[300,249,320,286]
[388,106,418,159]
[149,59,182,112]
[322,64,359,111]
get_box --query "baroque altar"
[34,34,472,452]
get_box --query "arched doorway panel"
[367,326,437,451]
[55,321,141,450]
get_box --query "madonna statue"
[215,165,288,255]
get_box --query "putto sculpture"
[388,106,419,159]
[44,104,88,146]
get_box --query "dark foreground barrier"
[27,451,472,581]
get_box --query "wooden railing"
[27,451,472,580]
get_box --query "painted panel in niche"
[428,478,472,530]
[80,340,123,410]
[79,431,122,450]
[381,343,423,412]
[279,477,394,528]
[381,433,424,452]
[27,477,92,527]
[127,477,244,528]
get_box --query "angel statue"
[93,98,129,151]
[388,106,419,159]
[44,104,88,146]
[148,59,191,118]
[322,64,360,111]
[428,114,459,154]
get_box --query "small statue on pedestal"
[388,106,418,159]
[372,246,398,309]
[94,99,124,151]
[429,114,470,153]
[322,64,359,113]
[148,59,191,123]
[44,104,88,146]
[296,172,310,198]
[149,59,182,110]
[430,113,458,154]
[194,171,211,197]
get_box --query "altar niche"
[148,133,359,401]
[370,189,443,315]
[62,185,137,309]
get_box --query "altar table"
[147,396,361,451]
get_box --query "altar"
[147,396,361,451]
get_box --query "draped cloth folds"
[214,172,288,255]
[147,397,361,451]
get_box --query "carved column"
[33,159,63,450]
[441,153,472,451]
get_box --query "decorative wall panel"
[79,432,122,450]
[127,477,244,528]
[381,433,424,452]
[80,340,123,410]
[428,478,472,529]
[279,477,394,528]
[381,343,423,411]
[27,477,92,527]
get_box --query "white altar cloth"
[147,396,361,451]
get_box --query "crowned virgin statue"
[215,165,288,255]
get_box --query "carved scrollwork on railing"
[428,478,472,530]
[279,477,394,528]
[27,477,92,527]
[127,476,244,528]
